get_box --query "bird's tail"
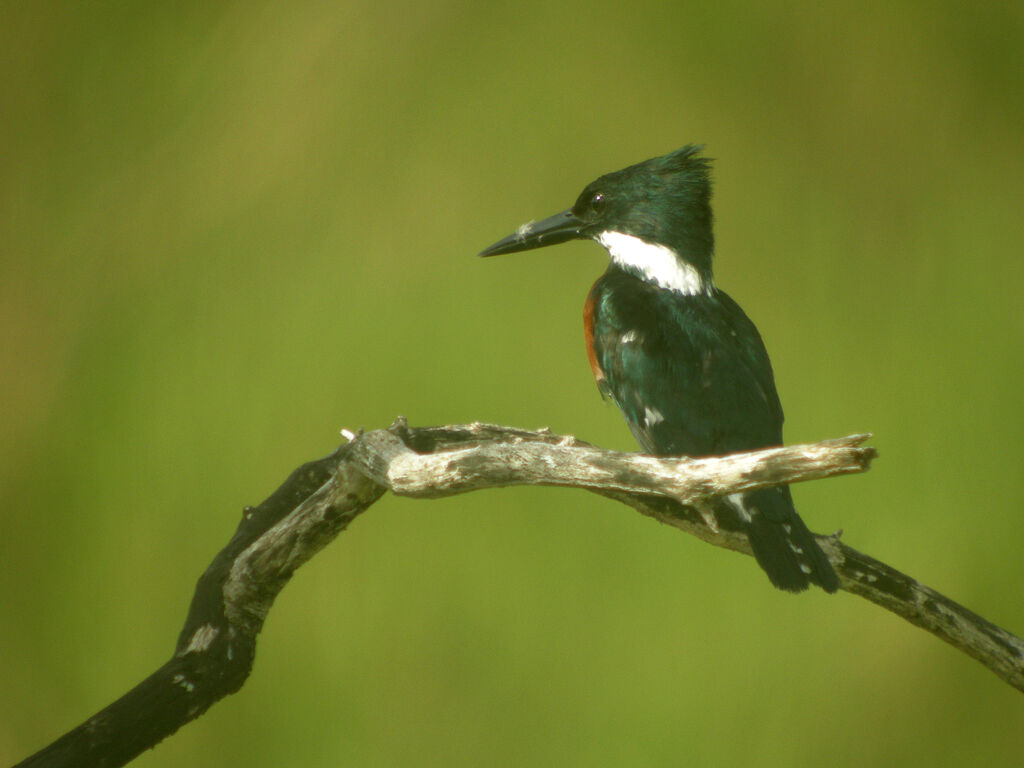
[729,488,839,593]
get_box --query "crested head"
[478,145,716,295]
[571,145,715,293]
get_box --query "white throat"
[596,231,711,296]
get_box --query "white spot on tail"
[596,231,711,296]
[726,492,753,523]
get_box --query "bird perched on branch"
[479,145,839,593]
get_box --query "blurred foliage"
[1,1,1022,765]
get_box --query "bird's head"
[479,145,715,295]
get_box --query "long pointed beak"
[478,208,586,257]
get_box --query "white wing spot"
[643,406,665,426]
[800,564,813,574]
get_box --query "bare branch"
[349,424,873,501]
[14,420,1023,768]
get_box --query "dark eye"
[590,192,607,212]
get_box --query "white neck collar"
[596,231,711,296]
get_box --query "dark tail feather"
[739,489,840,594]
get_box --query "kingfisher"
[478,145,839,593]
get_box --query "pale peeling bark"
[14,420,1023,768]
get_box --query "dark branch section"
[838,544,1024,690]
[16,446,384,768]
[604,493,1024,691]
[13,421,1023,767]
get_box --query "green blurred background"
[2,1,1022,765]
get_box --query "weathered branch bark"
[14,420,1023,768]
